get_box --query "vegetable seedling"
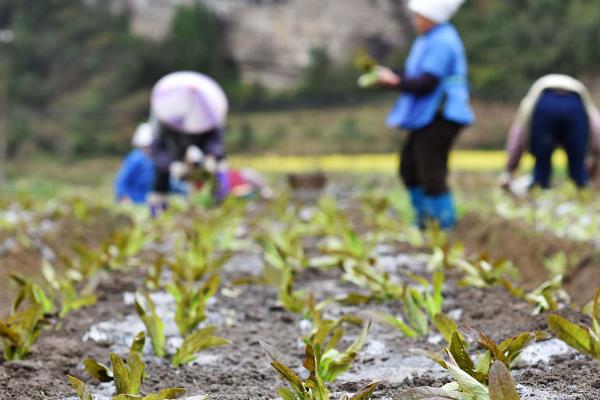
[376,271,457,343]
[83,331,146,387]
[134,291,166,358]
[167,274,220,336]
[548,287,600,361]
[399,360,521,400]
[171,326,229,367]
[68,375,187,400]
[418,326,545,386]
[262,340,379,400]
[0,303,49,360]
[41,261,97,318]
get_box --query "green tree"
[456,0,600,99]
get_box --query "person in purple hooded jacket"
[148,71,230,216]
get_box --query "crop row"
[0,193,598,399]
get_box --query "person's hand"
[119,197,132,205]
[204,156,218,174]
[170,161,189,180]
[375,66,401,87]
[497,171,514,190]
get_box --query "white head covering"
[151,71,228,135]
[132,122,154,148]
[407,0,465,24]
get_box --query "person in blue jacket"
[115,123,190,205]
[115,123,156,204]
[374,0,474,229]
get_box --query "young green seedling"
[144,256,165,291]
[83,332,146,386]
[102,225,147,271]
[376,271,457,343]
[262,341,379,400]
[258,226,308,272]
[171,325,229,367]
[302,300,370,382]
[454,254,519,289]
[399,360,521,400]
[313,320,371,382]
[67,375,187,400]
[547,287,600,361]
[428,242,465,271]
[167,274,220,336]
[418,327,544,386]
[323,226,402,302]
[41,261,97,318]
[0,303,49,360]
[72,332,187,399]
[10,272,55,315]
[168,241,233,283]
[501,275,569,315]
[306,196,347,238]
[134,291,166,358]
[278,267,307,314]
[359,192,403,238]
[260,244,306,314]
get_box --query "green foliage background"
[456,0,600,99]
[1,0,600,157]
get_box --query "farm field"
[1,163,599,400]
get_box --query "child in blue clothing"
[374,0,474,230]
[115,123,156,204]
[115,123,187,204]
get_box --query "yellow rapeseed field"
[230,150,567,173]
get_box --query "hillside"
[113,0,408,88]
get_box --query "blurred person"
[372,0,474,229]
[114,123,157,205]
[148,71,230,216]
[114,123,188,205]
[187,146,273,200]
[500,74,600,190]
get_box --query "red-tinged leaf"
[488,361,521,400]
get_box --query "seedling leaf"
[110,352,133,395]
[135,292,166,358]
[547,314,592,356]
[67,375,95,400]
[488,361,520,400]
[130,331,146,355]
[142,388,188,400]
[346,381,380,399]
[172,326,229,367]
[83,358,113,382]
[446,363,489,398]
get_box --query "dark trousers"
[399,115,462,195]
[531,90,589,188]
[152,124,223,194]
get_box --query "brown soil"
[0,212,127,316]
[0,247,43,314]
[1,207,600,399]
[454,212,600,306]
[1,245,599,399]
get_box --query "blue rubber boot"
[422,192,456,230]
[407,186,425,228]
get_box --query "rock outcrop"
[114,0,408,88]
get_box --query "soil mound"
[454,212,600,306]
